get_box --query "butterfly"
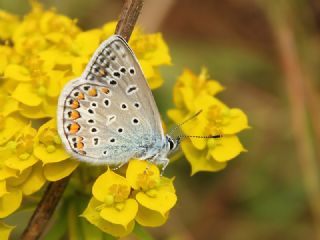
[57,35,180,172]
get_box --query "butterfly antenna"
[178,134,222,141]
[169,110,203,135]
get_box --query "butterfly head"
[165,134,181,154]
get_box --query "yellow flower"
[82,169,138,237]
[0,46,15,75]
[4,124,39,173]
[33,119,78,181]
[130,31,171,89]
[102,22,171,89]
[7,60,69,118]
[82,198,135,238]
[126,160,177,227]
[12,1,79,55]
[0,221,15,240]
[1,2,81,119]
[0,124,46,217]
[0,148,40,219]
[0,187,22,218]
[5,162,46,195]
[38,29,103,77]
[168,69,249,174]
[170,68,224,118]
[0,10,19,40]
[0,116,25,146]
[1,3,171,120]
[0,93,24,146]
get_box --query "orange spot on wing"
[76,141,84,150]
[88,88,97,97]
[77,92,85,100]
[101,87,110,94]
[70,110,80,120]
[99,69,107,77]
[71,100,79,109]
[69,122,80,134]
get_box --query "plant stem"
[21,0,144,239]
[116,0,144,41]
[21,177,71,240]
[261,1,320,238]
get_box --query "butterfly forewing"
[57,35,164,165]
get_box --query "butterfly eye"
[168,138,175,150]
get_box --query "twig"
[116,0,144,41]
[21,0,144,239]
[21,177,71,240]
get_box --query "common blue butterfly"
[57,35,179,172]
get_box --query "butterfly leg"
[158,158,169,176]
[112,161,128,171]
[144,154,159,174]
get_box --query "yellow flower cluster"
[0,0,248,238]
[0,1,171,238]
[168,68,249,175]
[82,160,177,237]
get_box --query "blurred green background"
[2,0,320,239]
